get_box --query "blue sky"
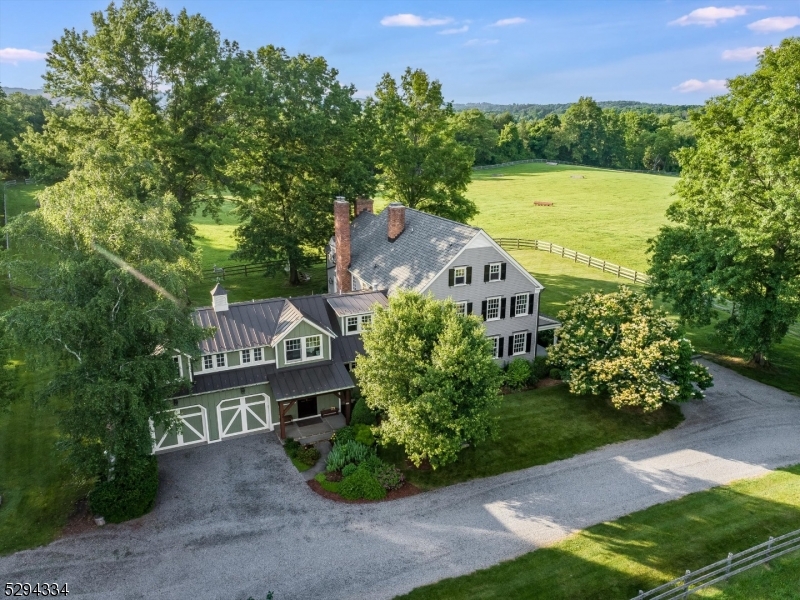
[1,0,799,104]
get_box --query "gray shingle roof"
[347,208,479,293]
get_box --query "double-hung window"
[486,297,501,321]
[512,332,526,355]
[361,314,372,328]
[488,262,501,281]
[203,355,213,370]
[454,266,467,286]
[305,335,321,358]
[253,347,263,362]
[514,293,529,317]
[346,316,359,333]
[285,335,323,363]
[346,314,373,335]
[241,349,251,364]
[215,353,226,368]
[455,301,468,316]
[285,339,302,362]
[490,336,500,359]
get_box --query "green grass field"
[381,384,682,489]
[398,465,800,600]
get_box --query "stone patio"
[280,413,346,444]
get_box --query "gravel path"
[2,361,799,600]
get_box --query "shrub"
[373,463,404,491]
[531,356,550,380]
[325,440,375,472]
[549,368,562,380]
[353,423,375,447]
[331,425,354,446]
[89,455,159,523]
[297,445,320,466]
[284,437,301,458]
[350,398,378,426]
[359,454,384,475]
[504,358,532,390]
[338,468,387,501]
[342,463,358,477]
[537,329,555,348]
[315,471,341,493]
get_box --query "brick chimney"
[387,203,405,242]
[334,197,352,293]
[355,197,374,216]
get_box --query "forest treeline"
[451,97,697,171]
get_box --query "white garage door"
[217,394,271,439]
[153,405,208,452]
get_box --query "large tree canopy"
[548,288,712,412]
[369,68,476,223]
[21,0,226,243]
[356,291,502,469]
[648,38,800,366]
[223,45,376,285]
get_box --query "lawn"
[380,384,683,490]
[397,465,800,600]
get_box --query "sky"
[1,0,799,105]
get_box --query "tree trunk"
[288,260,300,286]
[751,352,769,367]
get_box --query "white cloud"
[721,46,764,60]
[673,79,728,93]
[491,17,527,27]
[0,48,47,65]
[380,14,453,27]
[464,39,499,47]
[748,16,800,32]
[669,5,758,27]
[439,25,469,35]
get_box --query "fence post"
[561,246,565,258]
[683,570,691,599]
[617,265,621,278]
[244,264,248,277]
[602,260,606,272]
[726,552,733,574]
[767,536,774,563]
[633,271,638,284]
[517,238,520,250]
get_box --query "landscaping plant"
[325,440,376,472]
[338,467,387,501]
[350,399,379,426]
[504,358,533,391]
[88,455,159,523]
[353,423,375,447]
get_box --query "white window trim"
[512,332,527,356]
[215,353,227,369]
[486,296,501,321]
[490,336,500,359]
[514,293,529,317]
[240,347,268,365]
[488,262,502,282]
[173,355,184,379]
[202,355,213,371]
[284,334,325,364]
[344,313,374,335]
[453,266,467,286]
[455,301,468,316]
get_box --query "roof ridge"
[402,207,479,232]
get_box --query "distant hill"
[2,87,46,97]
[453,100,701,119]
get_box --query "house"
[326,197,559,361]
[154,287,387,452]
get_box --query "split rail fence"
[495,237,650,285]
[632,527,800,599]
[201,258,325,280]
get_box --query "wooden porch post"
[344,389,352,425]
[278,400,297,440]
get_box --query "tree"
[23,0,226,243]
[648,38,800,366]
[1,164,205,488]
[355,291,503,469]
[561,96,605,165]
[451,109,499,165]
[222,45,375,285]
[369,68,476,223]
[547,287,712,412]
[0,88,54,178]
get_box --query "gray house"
[327,197,559,361]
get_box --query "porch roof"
[271,361,354,403]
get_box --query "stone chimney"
[334,197,352,293]
[387,203,406,242]
[355,197,374,216]
[211,283,228,312]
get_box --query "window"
[253,347,263,362]
[203,355,213,370]
[286,339,302,362]
[361,314,372,328]
[454,266,467,286]
[347,316,359,333]
[306,335,321,358]
[173,356,183,377]
[512,332,526,355]
[455,301,468,316]
[215,353,226,368]
[345,314,373,335]
[490,337,499,359]
[514,293,529,317]
[489,263,501,281]
[486,297,501,320]
[241,349,251,364]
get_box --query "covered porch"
[280,412,346,444]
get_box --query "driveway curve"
[2,361,800,600]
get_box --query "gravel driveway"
[3,361,799,600]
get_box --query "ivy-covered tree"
[368,68,476,223]
[648,38,800,366]
[548,287,712,412]
[355,291,502,469]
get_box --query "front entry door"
[297,397,317,419]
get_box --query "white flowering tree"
[548,287,713,412]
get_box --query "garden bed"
[307,478,421,503]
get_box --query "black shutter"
[500,298,506,319]
[467,302,473,315]
[498,337,504,358]
[481,300,487,320]
[510,295,517,318]
[508,336,514,355]
[526,332,533,353]
[529,293,535,315]
[466,266,473,284]
[448,269,454,287]
[484,264,490,282]
[501,262,507,280]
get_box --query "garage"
[217,394,272,439]
[152,405,208,452]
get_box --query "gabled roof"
[347,208,480,293]
[211,283,227,296]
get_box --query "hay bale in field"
[570,175,585,179]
